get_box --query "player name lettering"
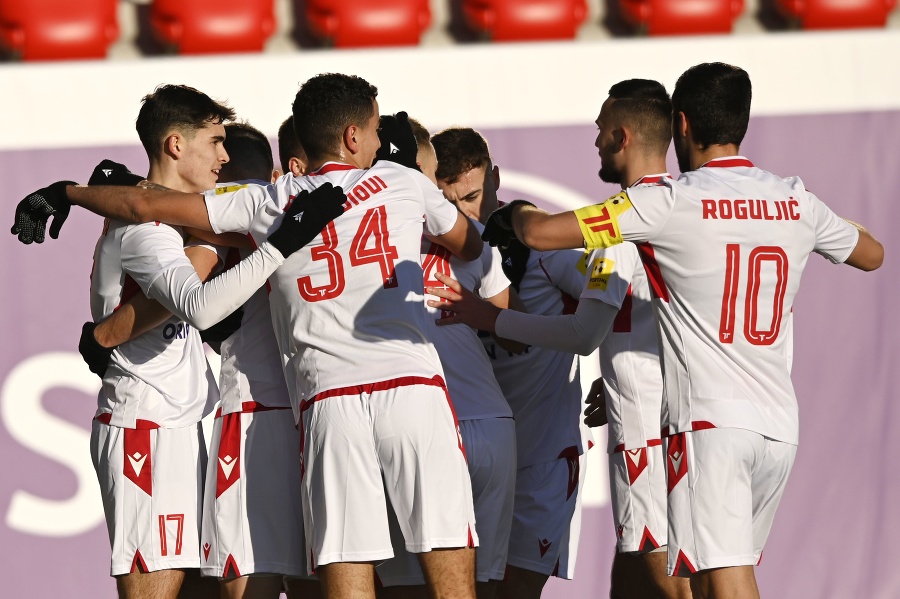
[701,198,800,221]
[344,175,388,209]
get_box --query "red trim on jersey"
[636,243,670,303]
[702,157,754,169]
[639,526,661,551]
[625,447,648,485]
[587,439,594,450]
[214,402,290,418]
[560,291,578,315]
[757,551,764,566]
[661,421,716,437]
[613,284,633,332]
[308,163,355,176]
[613,438,662,453]
[666,433,688,494]
[467,525,475,548]
[215,413,242,499]
[301,375,448,410]
[633,173,670,185]
[673,550,697,576]
[222,554,242,578]
[130,550,149,573]
[558,445,580,500]
[95,413,159,429]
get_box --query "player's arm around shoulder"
[515,204,585,252]
[431,209,483,262]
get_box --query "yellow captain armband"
[573,191,632,250]
[215,184,249,195]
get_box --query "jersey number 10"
[719,244,788,346]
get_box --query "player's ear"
[164,134,182,159]
[492,164,500,191]
[344,124,359,155]
[271,169,282,183]
[675,111,690,139]
[289,157,306,177]
[614,126,628,150]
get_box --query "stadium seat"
[0,0,118,60]
[618,0,744,35]
[305,0,431,47]
[150,0,275,54]
[775,0,896,28]
[461,0,588,41]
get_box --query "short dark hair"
[431,127,492,184]
[136,84,235,160]
[277,115,306,173]
[291,73,378,162]
[672,63,751,148]
[407,117,431,149]
[607,79,672,155]
[218,122,273,183]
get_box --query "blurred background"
[1,1,899,596]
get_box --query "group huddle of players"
[10,62,883,599]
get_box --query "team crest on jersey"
[215,184,249,195]
[588,257,615,291]
[574,191,632,250]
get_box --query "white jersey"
[575,157,859,444]
[422,223,512,421]
[483,248,585,466]
[581,174,667,452]
[90,220,217,428]
[217,248,291,416]
[204,161,460,407]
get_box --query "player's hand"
[267,183,347,258]
[498,239,530,292]
[426,272,502,331]
[11,180,77,244]
[88,159,145,187]
[375,111,419,170]
[481,200,534,249]
[199,306,244,345]
[78,321,116,378]
[584,376,608,428]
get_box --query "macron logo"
[128,452,147,477]
[669,451,683,474]
[293,212,304,222]
[219,455,237,480]
[102,169,112,177]
[389,142,399,155]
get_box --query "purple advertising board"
[1,111,897,598]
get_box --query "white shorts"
[201,407,307,578]
[90,417,206,576]
[665,428,796,576]
[377,417,517,585]
[300,375,477,569]
[506,447,587,579]
[609,441,667,553]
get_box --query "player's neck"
[691,144,741,170]
[620,156,669,189]
[146,163,197,194]
[307,149,369,173]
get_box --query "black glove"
[267,183,347,258]
[11,180,77,244]
[375,111,419,170]
[199,306,244,345]
[481,199,534,249]
[88,159,145,187]
[79,321,116,378]
[498,239,530,292]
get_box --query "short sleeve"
[538,249,589,298]
[418,174,459,237]
[120,223,194,295]
[478,243,511,300]
[807,191,860,264]
[579,243,641,309]
[203,181,277,235]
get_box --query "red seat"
[305,0,431,47]
[618,0,744,35]
[776,0,896,28]
[0,0,117,60]
[462,0,588,41]
[151,0,275,54]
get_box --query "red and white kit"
[484,247,587,578]
[203,162,477,568]
[200,231,306,579]
[378,226,515,585]
[574,157,860,573]
[90,219,282,575]
[581,174,670,554]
